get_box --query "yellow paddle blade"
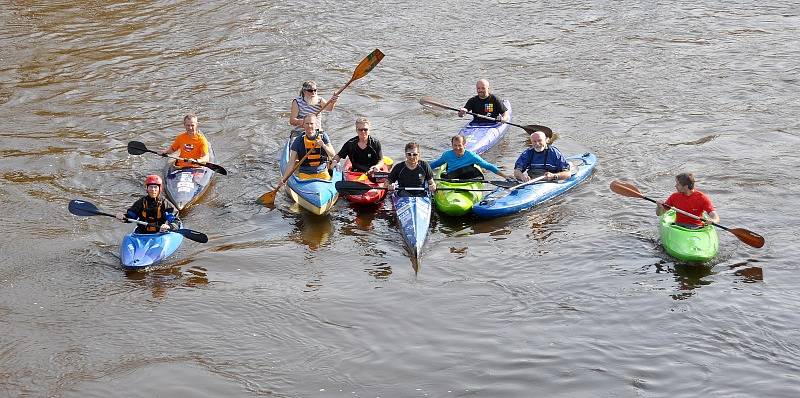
[259,189,278,206]
[383,156,394,166]
[351,49,384,81]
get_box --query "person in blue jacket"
[116,175,180,234]
[513,131,572,182]
[430,135,510,180]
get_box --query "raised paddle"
[609,180,765,249]
[127,141,228,175]
[335,181,495,196]
[419,96,558,142]
[260,49,385,206]
[68,199,209,243]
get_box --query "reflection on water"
[653,260,714,300]
[286,211,334,251]
[124,262,209,299]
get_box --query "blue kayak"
[391,191,432,261]
[163,146,216,211]
[458,100,512,155]
[279,132,342,215]
[473,152,597,218]
[119,222,184,271]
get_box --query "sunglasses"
[357,128,369,132]
[406,152,419,157]
[304,88,317,92]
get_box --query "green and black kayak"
[432,167,485,216]
[659,209,719,263]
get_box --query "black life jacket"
[302,135,327,167]
[140,197,164,233]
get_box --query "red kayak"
[341,158,391,204]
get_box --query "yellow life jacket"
[302,135,326,168]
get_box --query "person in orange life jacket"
[330,117,385,174]
[116,175,180,234]
[289,80,339,133]
[656,172,720,229]
[277,114,336,188]
[160,114,210,168]
[457,79,510,124]
[513,131,572,182]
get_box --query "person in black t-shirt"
[331,117,385,174]
[458,79,509,125]
[386,142,436,197]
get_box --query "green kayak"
[659,209,719,263]
[433,167,484,216]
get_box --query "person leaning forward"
[656,172,720,229]
[457,79,510,124]
[513,131,571,182]
[277,114,336,188]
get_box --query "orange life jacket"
[140,197,164,233]
[302,135,326,167]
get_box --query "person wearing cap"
[117,175,181,234]
[160,114,210,168]
[513,131,571,182]
[656,172,720,229]
[430,135,510,180]
[457,79,510,124]
[289,80,339,133]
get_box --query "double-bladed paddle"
[435,177,518,189]
[335,181,494,196]
[609,180,765,248]
[419,96,558,142]
[260,49,385,206]
[127,141,228,175]
[68,199,209,243]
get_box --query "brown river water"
[1,1,799,397]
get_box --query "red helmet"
[144,174,162,188]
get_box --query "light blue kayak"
[279,132,343,215]
[391,191,432,261]
[458,100,512,155]
[473,152,597,218]
[119,222,184,271]
[163,146,216,211]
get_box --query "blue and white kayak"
[163,146,216,211]
[458,100,512,155]
[279,132,343,215]
[473,152,597,218]
[119,222,184,271]
[391,191,432,261]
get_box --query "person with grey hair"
[656,172,720,229]
[330,117,385,174]
[288,80,339,132]
[513,131,571,182]
[457,79,509,124]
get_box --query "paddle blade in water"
[176,228,208,243]
[259,189,278,206]
[351,49,384,81]
[127,141,150,155]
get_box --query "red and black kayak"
[340,157,391,205]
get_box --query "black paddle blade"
[68,199,101,216]
[203,162,228,175]
[127,141,151,155]
[176,228,208,243]
[335,180,383,195]
[487,180,518,189]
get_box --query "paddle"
[419,96,558,142]
[435,177,518,189]
[609,180,765,248]
[335,181,494,195]
[127,141,228,175]
[260,49,385,206]
[68,199,209,243]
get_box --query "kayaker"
[430,135,510,180]
[457,79,510,124]
[159,114,210,168]
[288,80,339,133]
[513,131,572,182]
[116,175,181,234]
[330,117,385,174]
[386,142,436,196]
[656,172,720,229]
[277,114,336,186]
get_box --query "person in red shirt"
[160,114,210,168]
[656,172,720,228]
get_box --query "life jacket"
[140,197,164,233]
[302,135,327,168]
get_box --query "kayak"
[432,166,485,216]
[119,222,184,271]
[391,191,432,261]
[659,209,719,263]
[458,100,512,155]
[473,152,597,218]
[163,146,216,211]
[279,132,342,215]
[341,158,390,205]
